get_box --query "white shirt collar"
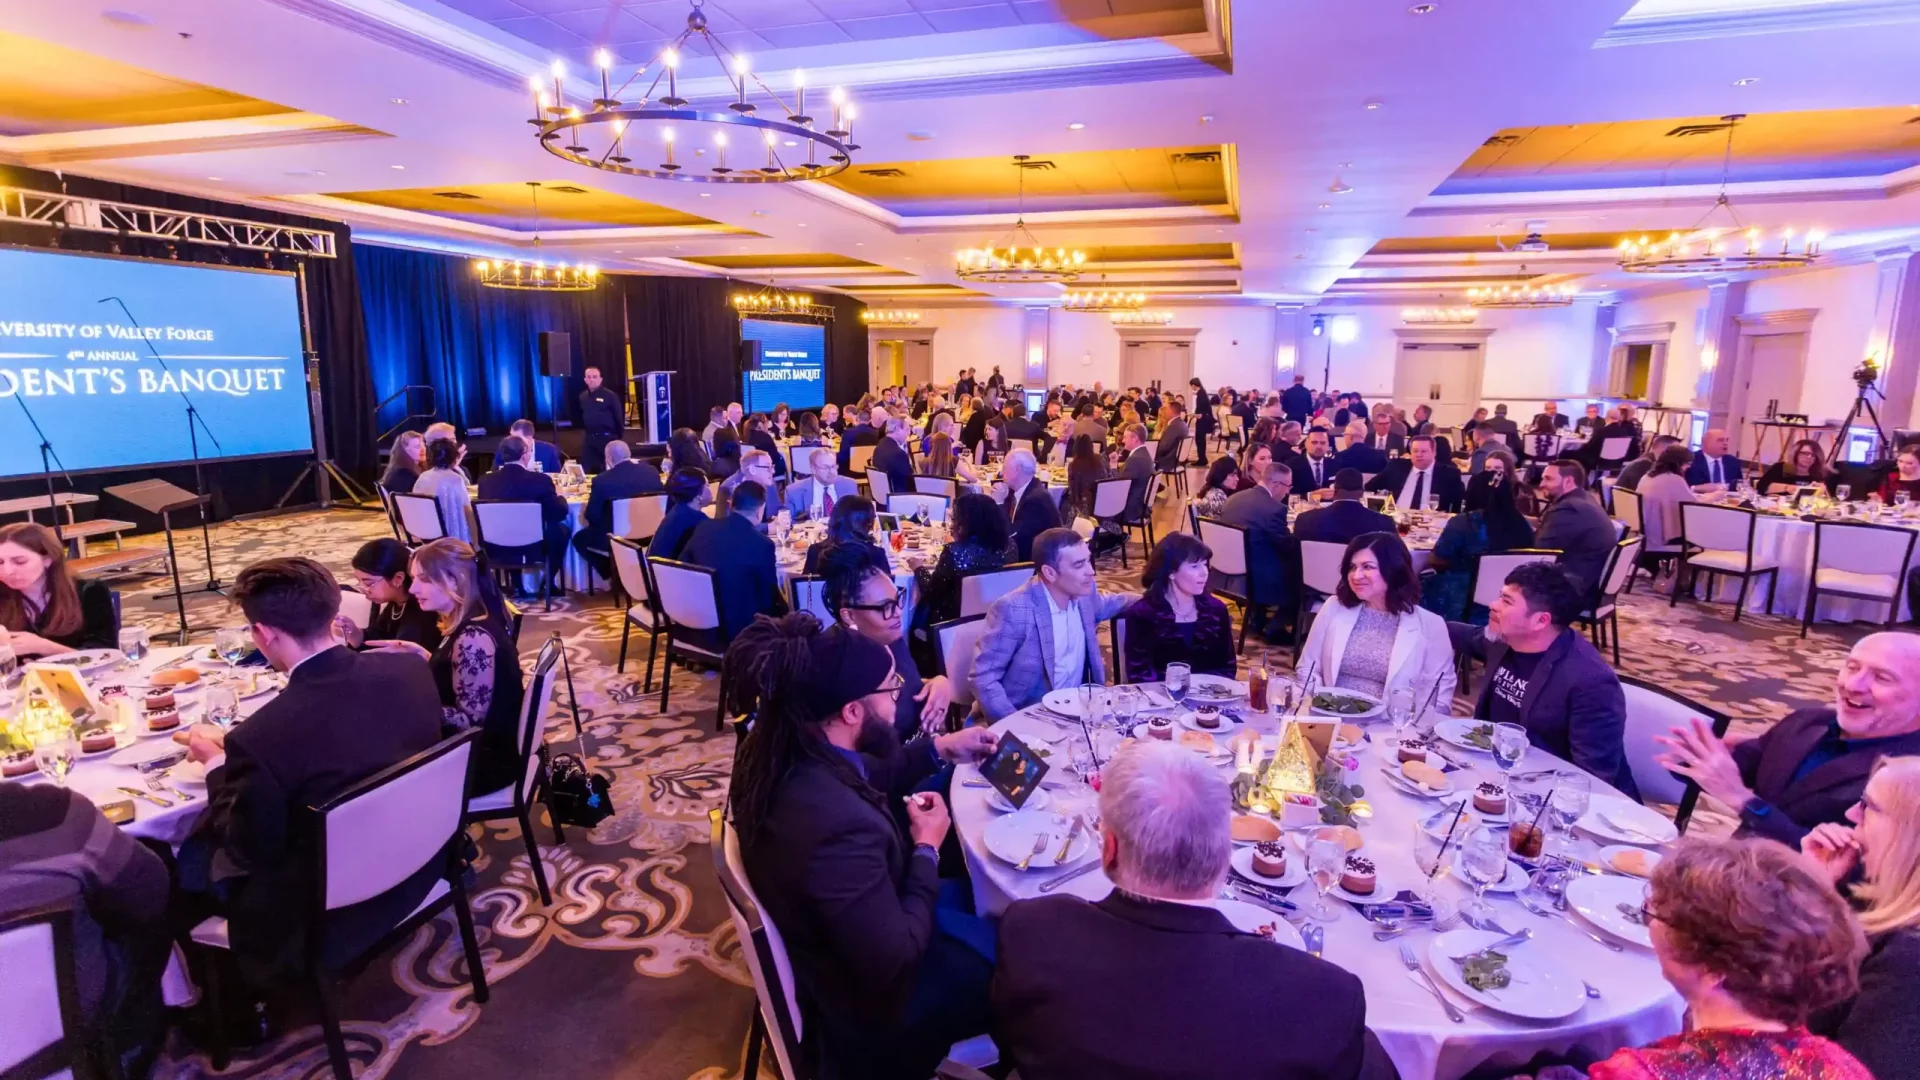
[1043,586,1075,617]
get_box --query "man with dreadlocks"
[725,612,999,1080]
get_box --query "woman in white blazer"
[1299,532,1457,708]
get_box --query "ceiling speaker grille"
[860,168,907,178]
[1665,122,1738,137]
[433,191,481,199]
[1015,159,1057,170]
[546,185,590,194]
[1171,151,1221,164]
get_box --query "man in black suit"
[1219,459,1296,641]
[1295,469,1395,545]
[1367,435,1466,512]
[476,434,571,589]
[1281,373,1315,426]
[176,557,445,984]
[1291,428,1339,495]
[999,448,1061,561]
[1532,400,1571,431]
[572,441,663,579]
[1450,562,1636,798]
[648,467,711,562]
[1154,402,1189,473]
[1482,403,1522,445]
[959,401,990,452]
[1657,632,1920,846]
[1113,422,1155,523]
[871,417,915,497]
[1003,401,1049,460]
[1409,403,1436,437]
[682,480,783,646]
[1363,413,1405,456]
[729,618,999,1080]
[1575,402,1604,436]
[955,368,977,398]
[838,407,884,475]
[994,741,1392,1080]
[1332,422,1388,475]
[1533,459,1617,599]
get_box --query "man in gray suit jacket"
[1115,423,1155,522]
[785,446,859,522]
[1155,407,1189,473]
[971,528,1138,720]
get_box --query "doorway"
[1621,344,1653,400]
[1390,328,1492,427]
[1728,310,1817,461]
[1121,340,1194,392]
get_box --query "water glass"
[1388,687,1416,746]
[1837,483,1852,503]
[215,627,251,672]
[118,626,150,664]
[1165,662,1191,707]
[1305,830,1346,922]
[32,730,78,787]
[1460,825,1509,920]
[1067,738,1096,798]
[1491,722,1528,779]
[1549,770,1590,848]
[1426,494,1440,514]
[1899,491,1912,512]
[1411,818,1451,900]
[206,686,240,731]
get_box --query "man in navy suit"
[475,434,571,589]
[1367,435,1466,512]
[507,419,562,474]
[1219,459,1296,641]
[837,407,885,475]
[1361,414,1405,456]
[1332,422,1388,476]
[998,448,1061,562]
[1685,428,1743,491]
[1281,374,1315,426]
[871,417,916,498]
[682,480,784,646]
[1294,470,1395,545]
[572,441,662,579]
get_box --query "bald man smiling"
[1658,632,1920,844]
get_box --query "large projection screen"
[0,247,315,481]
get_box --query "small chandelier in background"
[1110,310,1175,326]
[955,155,1085,283]
[861,308,921,327]
[1401,307,1477,324]
[1063,279,1148,313]
[527,1,856,184]
[1467,271,1576,309]
[731,280,832,319]
[473,182,599,291]
[1617,114,1822,274]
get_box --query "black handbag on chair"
[542,633,615,829]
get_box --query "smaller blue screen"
[740,318,825,414]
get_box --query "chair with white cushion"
[1070,515,1097,542]
[610,537,664,689]
[1804,520,1917,636]
[1090,477,1134,566]
[710,809,804,1080]
[913,475,958,499]
[1620,675,1729,832]
[390,491,448,545]
[464,636,562,905]
[1009,438,1036,457]
[1595,436,1634,473]
[1575,536,1644,665]
[612,493,668,545]
[1470,550,1562,614]
[473,499,554,611]
[1611,485,1643,538]
[849,445,876,475]
[1197,518,1258,652]
[0,902,93,1080]
[865,469,893,507]
[790,574,833,627]
[648,558,730,729]
[959,564,1034,618]
[1675,503,1779,621]
[194,732,489,1078]
[1293,539,1350,663]
[934,615,990,713]
[887,492,950,524]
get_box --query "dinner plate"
[37,648,125,675]
[1378,762,1454,798]
[1307,689,1384,720]
[109,740,188,768]
[1230,844,1309,888]
[1213,898,1306,949]
[237,673,286,700]
[1000,713,1065,747]
[1576,796,1678,847]
[1184,674,1245,703]
[1039,689,1111,720]
[1566,873,1654,947]
[1426,929,1587,1020]
[985,786,1051,814]
[1597,845,1664,879]
[1434,719,1497,753]
[1177,709,1239,734]
[983,810,1094,870]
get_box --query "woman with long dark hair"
[1298,532,1456,702]
[1065,433,1107,517]
[1119,533,1235,682]
[804,495,891,576]
[1193,456,1241,519]
[0,522,116,656]
[1421,470,1537,623]
[337,537,442,651]
[1759,439,1834,496]
[915,492,1016,628]
[667,427,713,478]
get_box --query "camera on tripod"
[1855,356,1881,392]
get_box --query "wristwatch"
[1739,796,1772,821]
[913,843,939,863]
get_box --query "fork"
[1398,944,1465,1023]
[1016,831,1050,871]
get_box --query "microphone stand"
[98,296,226,593]
[9,394,74,545]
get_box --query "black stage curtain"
[823,292,869,408]
[354,243,632,438]
[0,165,376,527]
[613,274,734,440]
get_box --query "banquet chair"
[785,445,814,476]
[790,574,833,627]
[1009,438,1036,457]
[913,475,959,499]
[959,564,1034,618]
[390,492,448,545]
[1090,478,1134,566]
[0,901,107,1080]
[647,558,730,730]
[1675,503,1779,622]
[887,492,950,524]
[611,493,668,545]
[709,809,805,1080]
[865,469,893,507]
[336,587,373,631]
[1070,515,1097,542]
[849,445,876,475]
[610,537,664,690]
[1619,675,1730,833]
[1469,550,1561,613]
[464,637,562,905]
[933,615,989,714]
[1611,485,1643,539]
[378,487,403,542]
[1197,517,1258,652]
[1110,615,1128,683]
[1574,536,1645,665]
[1595,436,1634,475]
[193,731,490,1079]
[473,499,555,612]
[1224,413,1245,449]
[1804,520,1917,637]
[1293,539,1349,664]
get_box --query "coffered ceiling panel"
[823,146,1230,216]
[677,252,884,269]
[0,30,294,136]
[325,181,730,229]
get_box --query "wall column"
[1699,280,1749,429]
[1274,303,1308,389]
[1587,303,1617,398]
[1022,306,1050,389]
[1869,249,1920,430]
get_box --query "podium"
[105,479,217,645]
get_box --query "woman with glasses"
[336,538,442,652]
[820,543,953,738]
[1802,757,1920,1080]
[1759,439,1835,497]
[1590,837,1869,1080]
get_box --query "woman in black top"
[667,427,713,478]
[744,413,788,480]
[382,430,425,496]
[649,467,712,562]
[803,495,892,576]
[769,403,793,440]
[1065,433,1107,518]
[0,522,116,657]
[795,411,825,446]
[1757,438,1836,496]
[390,538,525,795]
[337,538,442,652]
[915,492,1018,629]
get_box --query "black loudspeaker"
[539,331,573,377]
[738,339,763,371]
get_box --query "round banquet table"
[952,692,1683,1080]
[1700,508,1920,623]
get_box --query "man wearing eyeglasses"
[819,544,954,738]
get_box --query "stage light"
[1311,315,1326,337]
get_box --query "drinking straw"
[1429,800,1469,879]
[1419,677,1444,723]
[1527,787,1556,836]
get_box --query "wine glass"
[1491,722,1528,783]
[1165,662,1190,708]
[1305,830,1346,922]
[1412,817,1451,901]
[206,687,240,732]
[1549,770,1590,852]
[32,729,78,787]
[1837,483,1852,504]
[1459,825,1509,921]
[1898,491,1912,513]
[1388,687,1416,749]
[118,626,150,664]
[1067,738,1096,798]
[1426,493,1440,514]
[215,627,251,675]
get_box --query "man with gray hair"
[572,439,661,579]
[718,447,777,518]
[996,447,1060,561]
[871,414,915,497]
[991,742,1390,1079]
[784,447,856,522]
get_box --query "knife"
[117,786,173,808]
[1054,816,1085,863]
[1038,861,1102,894]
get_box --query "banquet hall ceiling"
[3,0,1919,307]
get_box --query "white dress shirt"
[1045,587,1086,689]
[1397,466,1434,509]
[811,478,828,519]
[1374,433,1392,451]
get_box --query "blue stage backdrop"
[0,248,314,480]
[740,318,826,415]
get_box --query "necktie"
[1711,458,1722,485]
[1410,471,1425,510]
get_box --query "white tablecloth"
[1704,513,1920,623]
[953,696,1683,1080]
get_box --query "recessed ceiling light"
[783,140,798,147]
[1067,121,1085,130]
[855,242,864,246]
[389,97,408,105]
[1363,99,1383,110]
[206,176,223,181]
[1409,3,1437,13]
[1732,77,1759,86]
[699,192,711,197]
[390,164,405,170]
[797,223,807,227]
[1318,203,1331,209]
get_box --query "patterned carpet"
[91,496,1871,1079]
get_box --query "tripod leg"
[161,511,189,645]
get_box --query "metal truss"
[0,186,336,258]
